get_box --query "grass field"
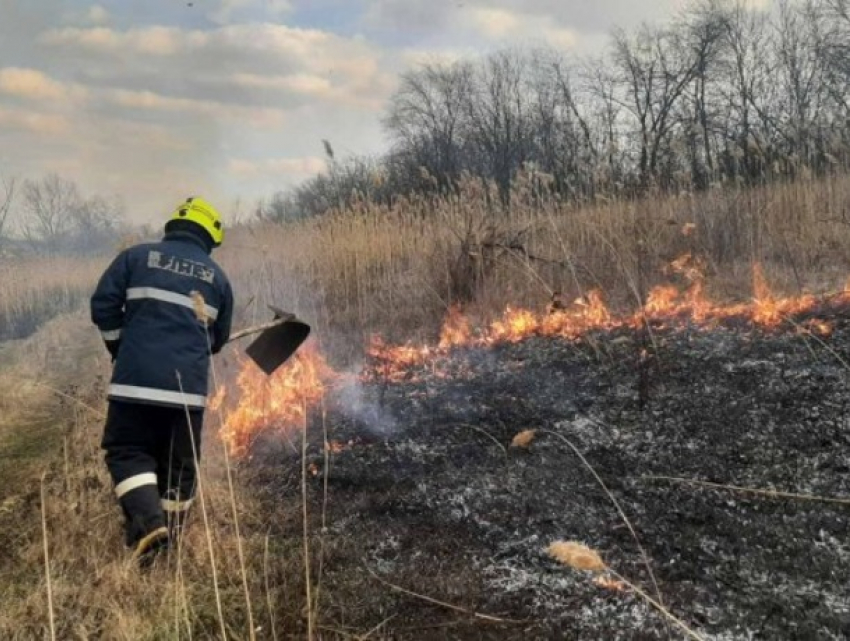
[215,171,850,360]
[2,173,850,639]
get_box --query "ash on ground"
[250,317,850,640]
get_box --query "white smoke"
[333,373,398,438]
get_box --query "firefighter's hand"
[105,339,121,362]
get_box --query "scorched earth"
[229,300,850,640]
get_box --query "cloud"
[362,0,453,34]
[87,4,110,25]
[0,0,700,225]
[465,6,579,50]
[0,67,70,101]
[209,0,293,25]
[41,26,191,56]
[10,16,396,222]
[363,0,679,46]
[229,156,327,178]
[0,107,68,135]
[109,88,287,128]
[468,8,521,39]
[399,47,474,68]
[231,72,334,98]
[41,23,395,113]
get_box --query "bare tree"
[464,49,535,202]
[815,0,850,162]
[384,61,474,189]
[0,176,14,252]
[770,0,830,172]
[276,0,850,217]
[20,174,124,254]
[715,1,774,181]
[611,25,701,186]
[21,174,81,253]
[677,2,727,187]
[529,49,599,197]
[580,55,626,192]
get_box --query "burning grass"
[219,171,850,361]
[218,262,850,456]
[4,173,850,638]
[248,316,850,638]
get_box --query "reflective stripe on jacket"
[90,231,233,409]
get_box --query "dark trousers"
[102,400,204,546]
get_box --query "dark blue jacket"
[90,231,233,409]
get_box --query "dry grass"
[0,371,318,640]
[0,316,312,639]
[3,172,850,359]
[3,173,850,638]
[509,429,537,449]
[547,540,706,641]
[0,256,107,341]
[220,172,850,364]
[546,541,606,572]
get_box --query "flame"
[325,439,352,453]
[218,260,844,457]
[218,343,335,457]
[644,285,680,315]
[365,336,438,383]
[439,304,473,348]
[208,386,226,413]
[490,307,540,342]
[593,575,628,592]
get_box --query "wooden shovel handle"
[228,310,296,342]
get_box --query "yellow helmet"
[168,197,224,247]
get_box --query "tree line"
[0,174,125,256]
[261,0,850,220]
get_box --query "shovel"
[227,305,311,375]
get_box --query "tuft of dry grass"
[510,429,537,449]
[547,541,606,572]
[547,540,707,641]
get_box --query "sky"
[0,0,692,225]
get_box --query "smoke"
[332,372,398,438]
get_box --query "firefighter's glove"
[105,339,121,362]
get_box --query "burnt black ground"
[248,315,850,640]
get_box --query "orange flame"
[219,343,335,457]
[593,575,628,592]
[218,260,842,457]
[439,304,472,348]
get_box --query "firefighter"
[90,197,234,566]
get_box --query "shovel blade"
[244,319,311,375]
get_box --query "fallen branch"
[638,476,850,506]
[364,565,524,624]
